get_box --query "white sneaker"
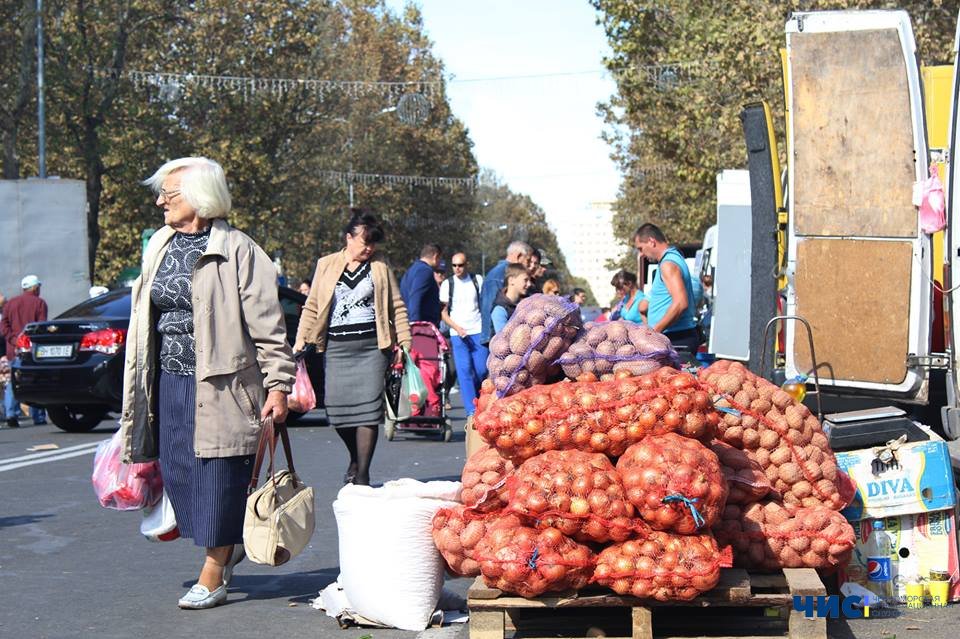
[178,583,227,609]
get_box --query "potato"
[490,338,511,358]
[759,429,780,450]
[509,324,532,355]
[769,447,792,466]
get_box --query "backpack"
[445,274,480,313]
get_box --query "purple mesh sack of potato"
[554,320,680,379]
[487,294,582,398]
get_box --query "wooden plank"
[749,573,787,590]
[468,576,504,600]
[717,568,752,602]
[791,29,917,238]
[631,607,653,639]
[787,610,826,639]
[470,610,505,639]
[782,569,826,597]
[793,239,912,384]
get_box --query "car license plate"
[35,344,73,359]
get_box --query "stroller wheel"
[442,421,453,443]
[385,417,396,441]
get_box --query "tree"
[463,169,581,292]
[592,0,959,257]
[0,0,37,178]
[42,0,180,277]
[1,0,587,290]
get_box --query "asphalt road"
[1,397,956,639]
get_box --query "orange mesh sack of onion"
[501,449,639,543]
[593,532,726,601]
[473,522,595,597]
[616,433,728,535]
[473,367,719,463]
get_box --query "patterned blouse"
[150,228,210,374]
[327,261,377,341]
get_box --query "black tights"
[335,425,378,486]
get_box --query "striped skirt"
[324,336,389,428]
[158,371,253,548]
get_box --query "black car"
[12,286,321,432]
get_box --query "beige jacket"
[120,219,295,462]
[293,249,411,353]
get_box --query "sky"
[384,0,622,251]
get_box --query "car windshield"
[58,288,132,319]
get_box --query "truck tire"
[47,405,110,433]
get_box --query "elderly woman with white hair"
[120,157,295,609]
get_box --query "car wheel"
[47,405,110,433]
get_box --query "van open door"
[944,12,960,438]
[784,10,930,400]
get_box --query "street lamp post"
[36,0,46,178]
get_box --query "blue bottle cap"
[872,520,884,530]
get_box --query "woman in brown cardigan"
[294,210,411,485]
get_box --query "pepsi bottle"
[865,520,895,604]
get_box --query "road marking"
[0,440,107,473]
[0,440,106,465]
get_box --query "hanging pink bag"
[917,165,946,234]
[287,359,317,413]
[92,429,163,511]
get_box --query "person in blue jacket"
[478,240,532,344]
[632,223,699,354]
[400,243,443,325]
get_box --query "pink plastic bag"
[288,359,317,413]
[918,165,946,234]
[91,429,163,511]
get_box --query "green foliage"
[2,0,579,289]
[592,0,959,261]
[463,169,578,290]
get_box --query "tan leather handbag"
[243,417,315,566]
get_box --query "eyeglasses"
[451,263,466,268]
[158,188,181,203]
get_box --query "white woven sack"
[333,479,461,631]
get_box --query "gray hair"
[143,157,232,219]
[506,240,532,260]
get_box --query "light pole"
[36,0,46,178]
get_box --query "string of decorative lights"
[94,59,716,101]
[318,170,478,192]
[91,67,442,102]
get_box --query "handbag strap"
[248,416,299,494]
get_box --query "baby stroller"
[384,321,453,442]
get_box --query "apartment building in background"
[557,201,625,307]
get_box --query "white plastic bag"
[332,479,461,631]
[140,491,180,542]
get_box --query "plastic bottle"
[781,374,808,403]
[865,520,896,605]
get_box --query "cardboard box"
[835,439,956,520]
[839,508,960,602]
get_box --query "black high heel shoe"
[343,463,358,485]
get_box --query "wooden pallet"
[468,568,826,639]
